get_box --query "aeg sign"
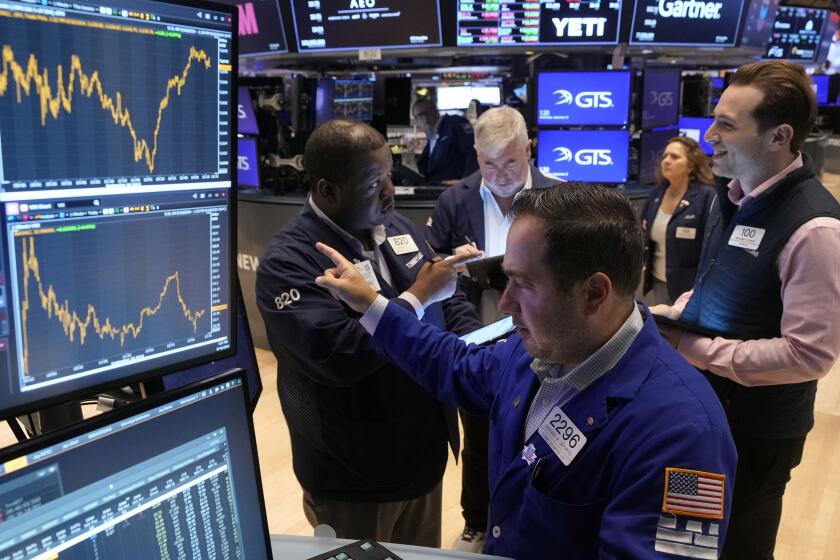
[537,130,629,183]
[537,71,631,126]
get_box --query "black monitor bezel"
[0,0,239,419]
[0,369,272,560]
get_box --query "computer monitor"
[679,116,715,155]
[812,74,831,105]
[640,69,682,130]
[764,6,828,61]
[215,0,288,56]
[638,127,681,185]
[630,0,747,47]
[238,136,261,189]
[456,0,623,46]
[238,86,260,135]
[291,0,442,52]
[738,0,782,49]
[333,79,375,122]
[437,86,502,111]
[163,286,262,411]
[0,371,272,559]
[0,0,237,416]
[537,129,630,184]
[537,71,631,127]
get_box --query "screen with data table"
[0,373,271,560]
[0,0,237,415]
[457,0,623,46]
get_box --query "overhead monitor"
[437,86,502,111]
[238,86,260,135]
[0,372,272,560]
[630,0,747,47]
[537,129,629,184]
[638,127,680,185]
[456,0,623,46]
[537,71,631,127]
[640,69,682,130]
[679,116,715,155]
[0,0,236,415]
[291,0,442,52]
[216,0,288,55]
[738,0,782,49]
[334,79,375,122]
[238,137,261,188]
[764,5,827,61]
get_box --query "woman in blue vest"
[641,136,716,304]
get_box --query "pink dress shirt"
[671,154,840,387]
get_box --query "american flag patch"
[662,468,725,520]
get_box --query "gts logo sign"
[237,155,252,171]
[658,0,723,20]
[649,90,674,107]
[553,148,614,166]
[553,89,614,109]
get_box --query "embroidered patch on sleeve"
[662,468,725,520]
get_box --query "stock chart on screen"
[0,0,236,415]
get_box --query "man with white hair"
[425,106,558,551]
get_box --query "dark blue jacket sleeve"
[369,301,512,415]
[257,252,393,387]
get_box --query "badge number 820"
[275,289,301,310]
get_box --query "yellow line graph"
[19,235,206,375]
[0,44,213,173]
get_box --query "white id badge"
[353,260,381,292]
[728,225,766,251]
[538,406,587,466]
[676,227,697,240]
[387,234,419,255]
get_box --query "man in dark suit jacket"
[413,99,479,185]
[424,106,558,552]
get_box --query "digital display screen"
[238,87,259,135]
[437,86,502,110]
[238,137,260,188]
[216,0,288,55]
[537,129,629,183]
[0,0,235,415]
[537,71,631,126]
[459,316,515,346]
[678,116,714,155]
[333,79,374,122]
[812,74,830,105]
[738,0,781,49]
[291,0,442,52]
[630,0,746,46]
[456,0,623,46]
[638,127,679,185]
[641,69,681,130]
[0,375,271,560]
[765,6,827,61]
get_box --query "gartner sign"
[537,130,629,183]
[631,0,746,46]
[537,71,630,126]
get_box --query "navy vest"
[682,157,840,438]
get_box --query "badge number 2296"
[538,406,587,466]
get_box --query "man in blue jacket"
[413,99,479,185]
[256,119,482,547]
[315,184,737,559]
[425,105,558,551]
